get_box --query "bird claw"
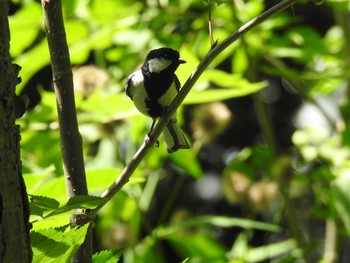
[145,134,159,148]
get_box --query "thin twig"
[41,0,91,262]
[208,0,217,49]
[90,0,301,217]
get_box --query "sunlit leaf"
[156,216,280,237]
[77,92,135,121]
[9,2,42,57]
[167,231,226,261]
[14,40,50,93]
[45,195,106,218]
[93,250,120,263]
[184,83,266,104]
[168,149,203,179]
[29,195,60,210]
[236,239,297,262]
[31,224,89,263]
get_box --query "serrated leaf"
[29,194,60,210]
[93,250,120,263]
[30,203,45,217]
[66,195,106,207]
[31,224,89,263]
[45,195,106,219]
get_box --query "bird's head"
[145,48,186,74]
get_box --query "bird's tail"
[162,117,190,153]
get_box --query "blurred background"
[9,0,350,262]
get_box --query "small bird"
[126,48,190,153]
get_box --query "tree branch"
[41,0,91,262]
[90,0,301,217]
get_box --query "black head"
[145,48,179,61]
[144,48,186,74]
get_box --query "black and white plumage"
[126,48,190,153]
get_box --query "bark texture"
[0,0,32,262]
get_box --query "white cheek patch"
[148,58,172,73]
[130,69,144,85]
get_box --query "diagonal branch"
[90,0,301,216]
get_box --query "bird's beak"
[179,58,187,64]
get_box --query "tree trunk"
[0,0,32,262]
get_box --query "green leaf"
[202,70,258,89]
[86,168,146,194]
[45,195,106,218]
[227,236,297,262]
[77,92,135,122]
[14,40,50,94]
[9,2,42,57]
[184,82,266,104]
[29,195,60,210]
[167,231,226,261]
[31,224,89,263]
[242,239,297,262]
[156,216,280,238]
[24,170,67,204]
[30,203,45,218]
[232,48,249,74]
[185,216,281,232]
[168,149,203,179]
[93,250,120,263]
[67,195,106,208]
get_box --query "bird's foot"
[145,133,159,148]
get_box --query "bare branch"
[41,0,91,261]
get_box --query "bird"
[126,47,191,153]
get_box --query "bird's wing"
[125,73,134,100]
[174,75,181,92]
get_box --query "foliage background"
[8,0,350,262]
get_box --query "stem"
[41,0,91,262]
[323,218,338,263]
[252,93,278,155]
[208,0,216,49]
[90,0,301,217]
